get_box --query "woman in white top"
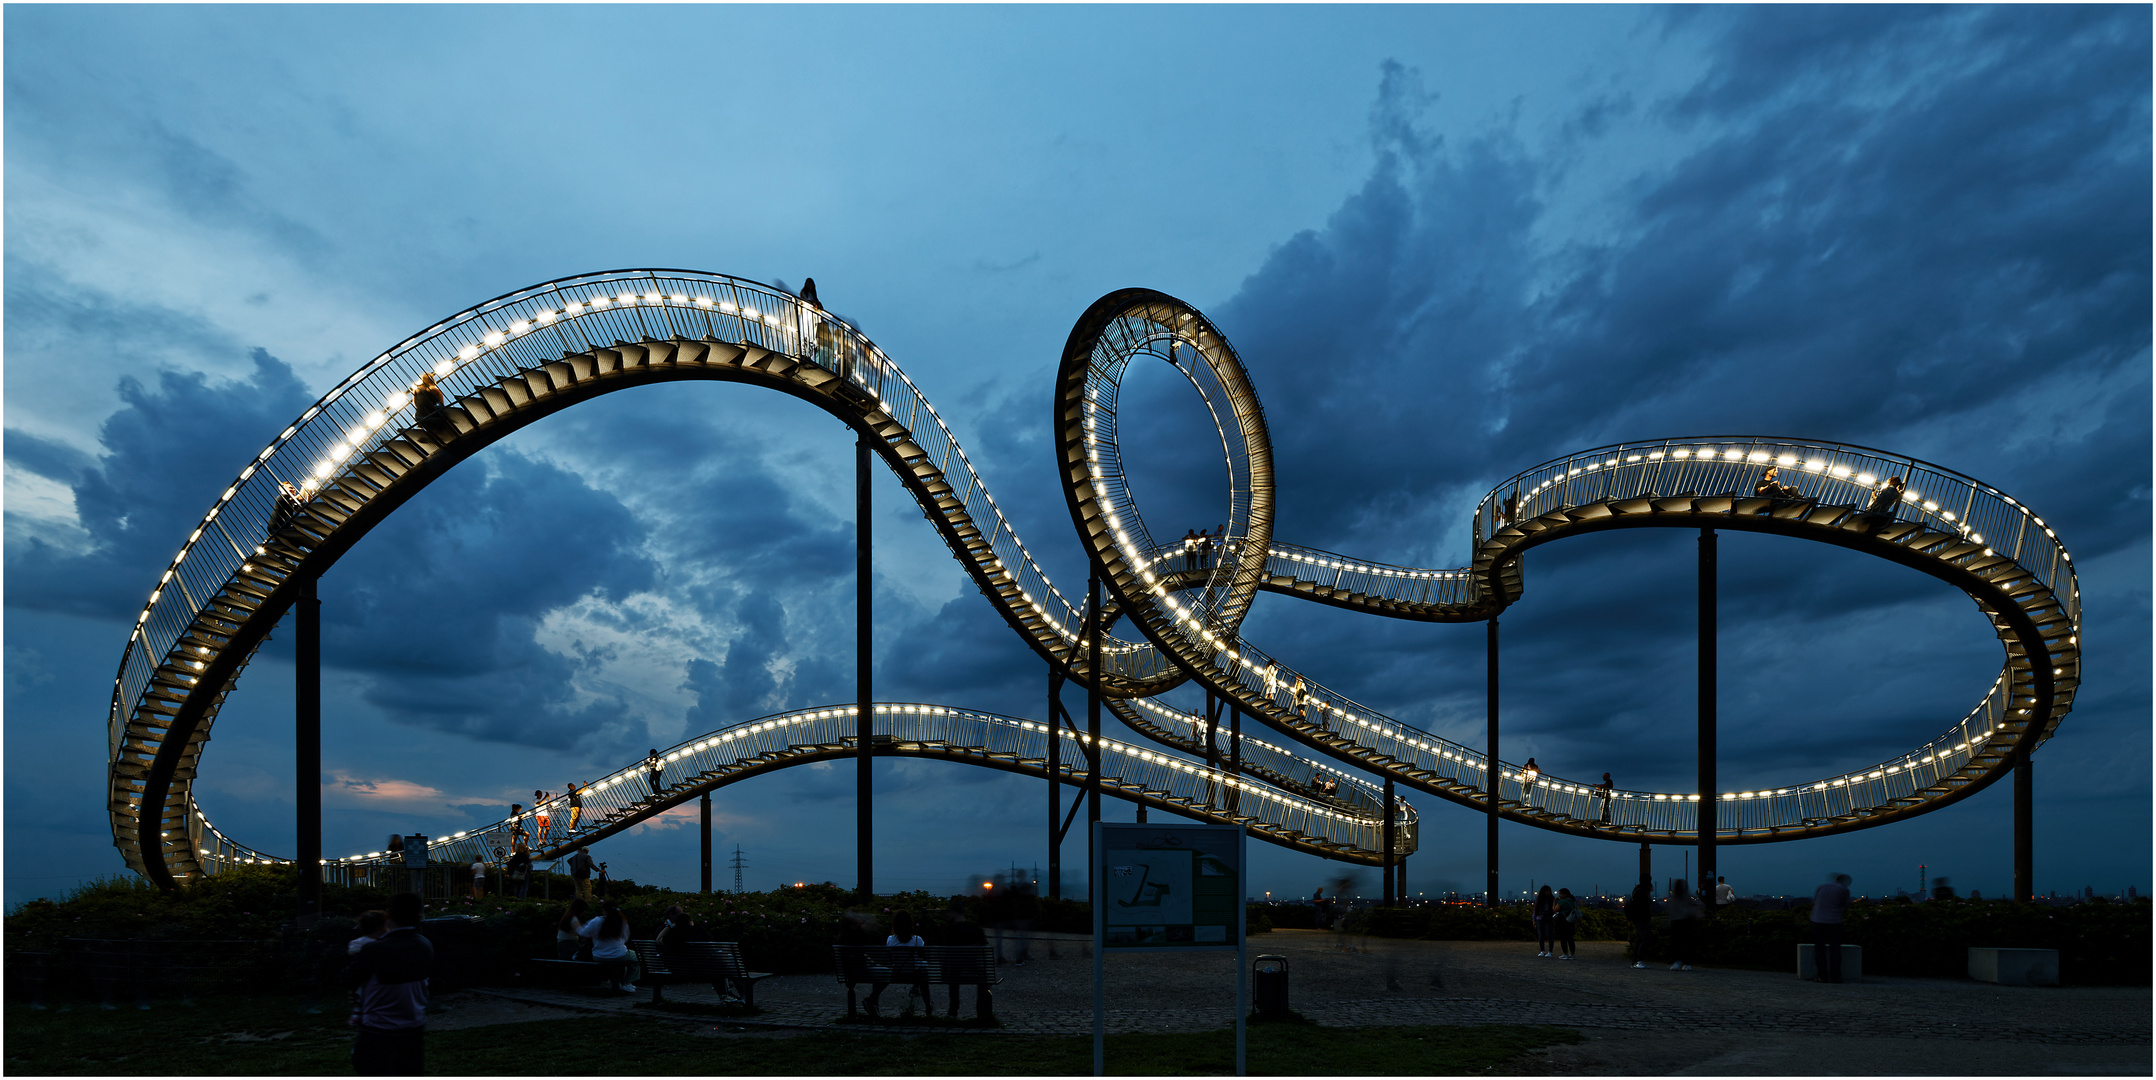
[878,909,931,1016]
[580,901,636,992]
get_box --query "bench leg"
[946,982,959,1017]
[651,983,664,1005]
[845,985,858,1017]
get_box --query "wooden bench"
[832,944,1000,1020]
[628,939,778,1006]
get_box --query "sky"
[5,5,2149,910]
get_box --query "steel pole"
[857,436,874,902]
[1486,617,1500,908]
[700,791,712,894]
[2015,756,2033,900]
[296,575,321,916]
[1049,668,1063,901]
[1087,569,1102,859]
[1699,528,1717,913]
[1383,777,1397,907]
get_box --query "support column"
[700,791,712,894]
[1639,842,1653,890]
[1086,569,1102,869]
[1229,702,1242,815]
[1699,528,1717,913]
[2015,756,2033,900]
[1049,669,1063,902]
[1486,617,1500,908]
[857,436,874,902]
[296,575,321,916]
[1382,778,1397,907]
[1395,854,1407,902]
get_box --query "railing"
[194,702,1407,881]
[1068,297,2078,839]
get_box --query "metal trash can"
[1252,954,1290,1020]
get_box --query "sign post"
[1092,822,1247,1076]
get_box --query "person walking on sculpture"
[645,749,665,799]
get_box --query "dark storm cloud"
[6,348,317,617]
[320,448,657,750]
[1203,7,2147,789]
[7,345,662,752]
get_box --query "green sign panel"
[1095,823,1244,951]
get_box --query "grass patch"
[7,995,1579,1075]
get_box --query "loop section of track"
[1056,292,2080,848]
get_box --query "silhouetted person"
[1499,489,1520,527]
[569,845,596,902]
[1666,879,1703,970]
[506,844,532,900]
[344,891,432,1075]
[411,372,444,425]
[565,781,584,832]
[1594,773,1614,824]
[1626,882,1655,968]
[799,277,822,310]
[1714,875,1736,907]
[875,909,930,1017]
[272,481,305,534]
[1866,475,1906,515]
[1520,758,1541,796]
[645,749,664,799]
[940,897,989,1016]
[1930,876,1956,902]
[1811,873,1852,983]
[1755,467,1802,499]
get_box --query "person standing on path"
[1811,873,1852,983]
[467,856,486,899]
[1666,879,1703,970]
[1621,879,1655,965]
[343,892,433,1076]
[568,845,596,902]
[1555,888,1581,959]
[1625,881,1655,968]
[1532,885,1557,957]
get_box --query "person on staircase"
[645,749,665,800]
[1593,773,1615,825]
[410,372,445,427]
[1519,758,1541,797]
[1865,475,1907,515]
[1754,467,1803,500]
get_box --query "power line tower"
[730,844,747,894]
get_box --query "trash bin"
[1252,954,1289,1020]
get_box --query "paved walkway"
[471,931,2151,1074]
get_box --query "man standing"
[569,845,596,902]
[1811,873,1852,983]
[645,749,665,800]
[565,781,583,833]
[1625,881,1655,968]
[344,892,433,1076]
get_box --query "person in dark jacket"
[1625,882,1655,968]
[569,845,596,902]
[344,892,433,1076]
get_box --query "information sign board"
[1095,822,1243,949]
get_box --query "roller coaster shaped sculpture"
[107,270,2080,889]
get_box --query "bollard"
[1252,954,1290,1020]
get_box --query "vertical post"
[1087,569,1102,855]
[1382,777,1397,907]
[1228,703,1242,815]
[1049,668,1063,902]
[1396,854,1407,901]
[857,436,874,902]
[1486,617,1500,908]
[1699,528,1717,913]
[2015,755,2033,900]
[296,575,321,917]
[700,791,712,894]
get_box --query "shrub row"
[1343,898,2151,985]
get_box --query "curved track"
[107,272,2079,888]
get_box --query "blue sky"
[6,5,2148,909]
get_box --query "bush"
[1340,894,2151,986]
